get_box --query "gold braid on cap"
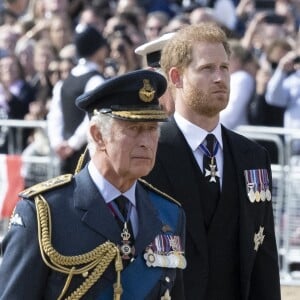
[35,194,123,300]
[112,110,167,120]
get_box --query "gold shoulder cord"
[74,146,89,175]
[35,194,124,300]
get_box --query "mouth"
[212,89,227,94]
[132,152,154,161]
[133,156,152,160]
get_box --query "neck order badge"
[112,195,135,260]
[200,134,220,183]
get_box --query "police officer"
[0,69,186,299]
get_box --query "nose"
[213,67,228,83]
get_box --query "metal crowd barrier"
[0,119,60,180]
[236,125,300,285]
[0,119,60,247]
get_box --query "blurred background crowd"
[0,0,300,179]
[1,1,300,292]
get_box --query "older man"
[0,69,186,299]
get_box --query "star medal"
[204,157,220,183]
[254,226,265,251]
[200,136,220,183]
[119,222,135,260]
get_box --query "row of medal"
[143,234,187,269]
[144,248,187,269]
[244,169,272,203]
[247,185,272,203]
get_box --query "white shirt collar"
[72,59,101,76]
[88,161,137,206]
[174,111,223,150]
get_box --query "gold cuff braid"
[35,194,123,300]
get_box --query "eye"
[203,65,213,70]
[129,125,139,132]
[200,64,217,73]
[148,125,159,132]
[125,125,140,136]
[221,64,229,71]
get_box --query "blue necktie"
[202,134,220,227]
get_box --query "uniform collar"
[88,161,137,206]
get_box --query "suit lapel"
[222,127,258,290]
[73,168,163,256]
[159,118,207,251]
[134,183,162,254]
[73,167,121,244]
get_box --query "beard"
[184,83,229,117]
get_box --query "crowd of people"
[1,0,299,299]
[0,0,299,164]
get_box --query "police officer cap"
[76,69,168,122]
[75,25,107,58]
[135,32,175,68]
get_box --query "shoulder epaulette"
[138,178,181,206]
[19,174,73,198]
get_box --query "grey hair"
[87,112,114,155]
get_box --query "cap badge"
[139,79,155,102]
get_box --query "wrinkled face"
[179,41,230,117]
[103,120,160,181]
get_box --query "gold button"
[82,271,89,278]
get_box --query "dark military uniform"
[0,69,186,300]
[0,166,186,299]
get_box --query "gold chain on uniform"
[35,194,124,300]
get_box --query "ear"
[90,124,106,150]
[169,67,182,88]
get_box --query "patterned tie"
[202,134,220,227]
[114,195,129,219]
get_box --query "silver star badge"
[254,226,265,251]
[205,163,220,183]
